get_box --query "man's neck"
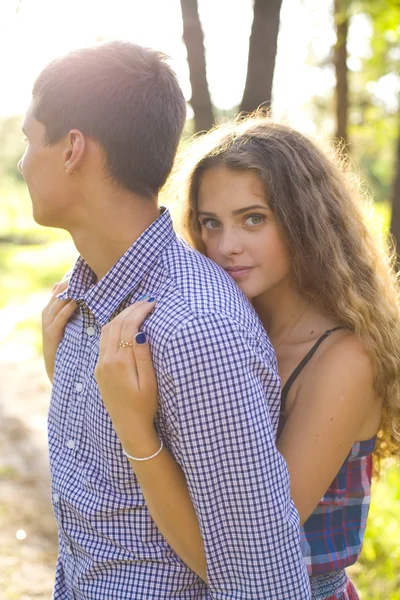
[68,190,161,281]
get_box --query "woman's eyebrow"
[232,204,269,215]
[198,205,269,217]
[197,211,217,216]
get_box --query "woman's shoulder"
[298,328,381,439]
[308,328,373,385]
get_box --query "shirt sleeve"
[161,312,311,600]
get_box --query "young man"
[19,42,311,599]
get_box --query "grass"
[349,464,400,599]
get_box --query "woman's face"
[197,166,291,300]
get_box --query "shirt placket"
[59,302,99,592]
[64,302,98,450]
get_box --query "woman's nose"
[219,229,242,256]
[17,158,23,174]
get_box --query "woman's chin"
[236,281,257,300]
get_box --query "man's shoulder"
[147,237,274,359]
[162,238,256,321]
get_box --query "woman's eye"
[244,214,265,226]
[200,218,221,230]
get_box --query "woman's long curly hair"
[172,114,400,463]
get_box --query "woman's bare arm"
[125,437,207,581]
[277,334,380,525]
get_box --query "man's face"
[19,107,68,228]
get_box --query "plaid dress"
[302,438,375,599]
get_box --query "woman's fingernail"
[135,332,147,344]
[139,294,149,301]
[147,297,155,302]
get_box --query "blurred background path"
[0,308,57,599]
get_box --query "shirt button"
[53,493,60,504]
[86,326,95,337]
[75,382,83,393]
[66,545,73,555]
[66,440,75,449]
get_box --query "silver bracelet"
[122,439,164,462]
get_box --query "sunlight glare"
[16,529,27,540]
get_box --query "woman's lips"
[225,267,253,280]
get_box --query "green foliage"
[309,0,399,204]
[349,0,400,204]
[349,101,397,203]
[330,0,399,255]
[349,464,400,599]
[353,0,400,77]
[0,115,54,241]
[0,115,25,184]
[0,240,77,309]
[0,178,39,237]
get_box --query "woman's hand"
[94,298,159,458]
[42,278,77,383]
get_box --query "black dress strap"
[280,326,348,417]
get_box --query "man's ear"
[63,129,86,174]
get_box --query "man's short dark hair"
[32,41,187,198]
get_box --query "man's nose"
[17,158,23,174]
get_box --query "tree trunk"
[333,0,349,145]
[240,0,283,114]
[180,0,214,132]
[390,118,400,266]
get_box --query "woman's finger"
[52,300,77,327]
[44,279,71,317]
[104,317,124,359]
[61,270,73,281]
[99,301,144,362]
[116,302,153,373]
[112,297,153,325]
[46,297,71,320]
[97,317,139,390]
[98,324,110,360]
[118,301,156,348]
[50,278,69,298]
[132,331,157,392]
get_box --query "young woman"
[44,116,400,600]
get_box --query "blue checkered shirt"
[51,208,311,599]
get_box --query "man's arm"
[163,313,311,600]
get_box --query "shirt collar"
[59,207,176,325]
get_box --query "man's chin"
[32,209,64,230]
[32,211,50,227]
